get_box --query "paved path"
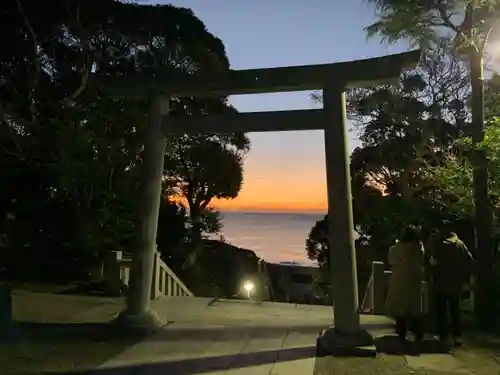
[86,297,500,375]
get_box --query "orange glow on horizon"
[210,170,328,213]
[211,199,327,213]
[170,171,385,213]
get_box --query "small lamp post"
[243,281,255,299]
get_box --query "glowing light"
[243,281,254,293]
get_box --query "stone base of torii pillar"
[114,309,164,333]
[316,327,376,357]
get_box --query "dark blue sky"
[164,0,409,211]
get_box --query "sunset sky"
[167,0,408,213]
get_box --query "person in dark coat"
[426,221,474,346]
[385,225,425,341]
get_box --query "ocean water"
[218,211,325,265]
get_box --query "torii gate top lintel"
[164,49,420,98]
[167,49,421,97]
[100,50,421,99]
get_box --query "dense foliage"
[363,0,500,327]
[306,1,500,325]
[305,48,500,304]
[0,1,248,285]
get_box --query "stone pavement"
[316,335,500,375]
[86,297,500,375]
[315,346,500,375]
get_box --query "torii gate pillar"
[114,96,168,330]
[323,84,359,332]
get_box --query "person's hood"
[443,232,458,244]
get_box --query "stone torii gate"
[112,49,421,344]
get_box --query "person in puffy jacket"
[426,221,474,346]
[385,225,425,342]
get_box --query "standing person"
[385,225,425,342]
[427,220,474,346]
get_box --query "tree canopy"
[363,0,500,328]
[0,1,248,285]
[305,47,489,298]
[364,0,500,51]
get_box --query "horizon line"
[219,209,326,215]
[212,206,327,214]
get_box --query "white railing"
[150,252,194,299]
[106,250,194,300]
[360,273,373,313]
